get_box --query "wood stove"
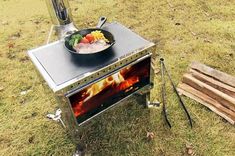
[28,22,156,141]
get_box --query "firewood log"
[189,69,235,98]
[190,62,235,88]
[182,73,235,111]
[178,83,235,124]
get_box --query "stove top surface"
[28,22,154,90]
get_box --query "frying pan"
[64,17,115,55]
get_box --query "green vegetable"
[69,34,83,47]
[74,38,79,47]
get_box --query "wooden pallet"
[177,62,235,125]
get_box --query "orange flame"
[70,58,150,118]
[84,72,125,102]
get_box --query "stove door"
[67,57,151,125]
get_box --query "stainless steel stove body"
[28,22,156,138]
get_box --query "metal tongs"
[160,58,193,128]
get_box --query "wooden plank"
[178,87,235,125]
[182,73,235,111]
[178,84,235,124]
[190,62,235,88]
[190,69,235,98]
[178,83,235,119]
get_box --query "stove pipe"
[46,0,78,39]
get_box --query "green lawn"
[0,0,235,155]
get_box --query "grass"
[0,0,235,155]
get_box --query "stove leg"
[133,91,160,108]
[145,92,160,108]
[73,144,85,156]
[46,25,55,44]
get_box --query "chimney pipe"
[45,0,78,39]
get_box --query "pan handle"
[96,16,107,28]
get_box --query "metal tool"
[160,58,172,128]
[47,109,66,128]
[160,58,193,128]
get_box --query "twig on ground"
[166,0,174,11]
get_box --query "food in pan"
[91,31,109,42]
[69,31,110,53]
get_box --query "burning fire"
[84,72,125,102]
[69,58,150,118]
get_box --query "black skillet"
[64,17,115,55]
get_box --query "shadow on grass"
[71,95,155,155]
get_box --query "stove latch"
[47,109,66,128]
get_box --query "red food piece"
[80,37,89,44]
[85,34,95,43]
